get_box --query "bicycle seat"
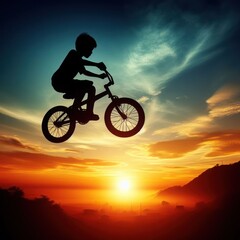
[63,93,75,99]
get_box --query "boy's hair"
[75,33,97,51]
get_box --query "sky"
[0,0,240,205]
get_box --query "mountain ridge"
[158,161,240,199]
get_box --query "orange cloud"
[207,84,240,118]
[149,131,240,159]
[0,151,120,171]
[205,131,240,157]
[208,103,240,118]
[206,84,240,108]
[149,137,203,158]
[0,135,37,151]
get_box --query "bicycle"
[42,70,145,143]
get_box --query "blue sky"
[0,0,240,195]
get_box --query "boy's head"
[75,33,97,58]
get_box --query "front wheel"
[105,98,145,137]
[42,106,76,143]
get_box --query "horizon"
[1,160,239,209]
[1,0,240,209]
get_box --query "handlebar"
[104,70,114,86]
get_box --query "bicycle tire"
[42,106,76,143]
[104,98,145,137]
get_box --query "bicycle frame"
[78,70,116,107]
[73,71,126,119]
[57,70,124,125]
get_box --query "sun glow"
[117,179,131,193]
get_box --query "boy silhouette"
[51,33,106,120]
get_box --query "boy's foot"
[88,113,99,121]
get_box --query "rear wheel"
[42,106,76,143]
[104,98,145,137]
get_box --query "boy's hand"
[99,73,107,79]
[98,62,106,71]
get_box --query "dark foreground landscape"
[1,162,240,240]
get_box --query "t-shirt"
[51,50,85,91]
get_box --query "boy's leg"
[72,93,85,110]
[68,80,85,113]
[86,85,99,120]
[86,85,96,113]
[69,80,99,120]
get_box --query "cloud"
[154,83,240,137]
[0,135,38,152]
[0,106,41,125]
[138,96,150,104]
[207,84,240,107]
[153,115,212,137]
[149,137,203,158]
[149,131,240,159]
[209,103,240,118]
[123,0,239,98]
[205,131,240,157]
[0,151,120,171]
[207,84,240,118]
[127,28,176,76]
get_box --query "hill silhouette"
[158,161,240,200]
[1,162,240,240]
[0,186,97,240]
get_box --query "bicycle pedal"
[77,114,89,124]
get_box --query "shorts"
[52,79,94,96]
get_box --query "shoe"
[71,110,89,124]
[88,113,99,121]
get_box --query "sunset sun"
[117,179,131,193]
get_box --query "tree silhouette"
[7,186,24,198]
[0,187,96,240]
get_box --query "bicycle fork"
[113,100,127,120]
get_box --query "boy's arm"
[81,59,106,70]
[83,69,106,79]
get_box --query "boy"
[51,33,106,120]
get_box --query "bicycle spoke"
[47,110,71,138]
[110,103,140,132]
